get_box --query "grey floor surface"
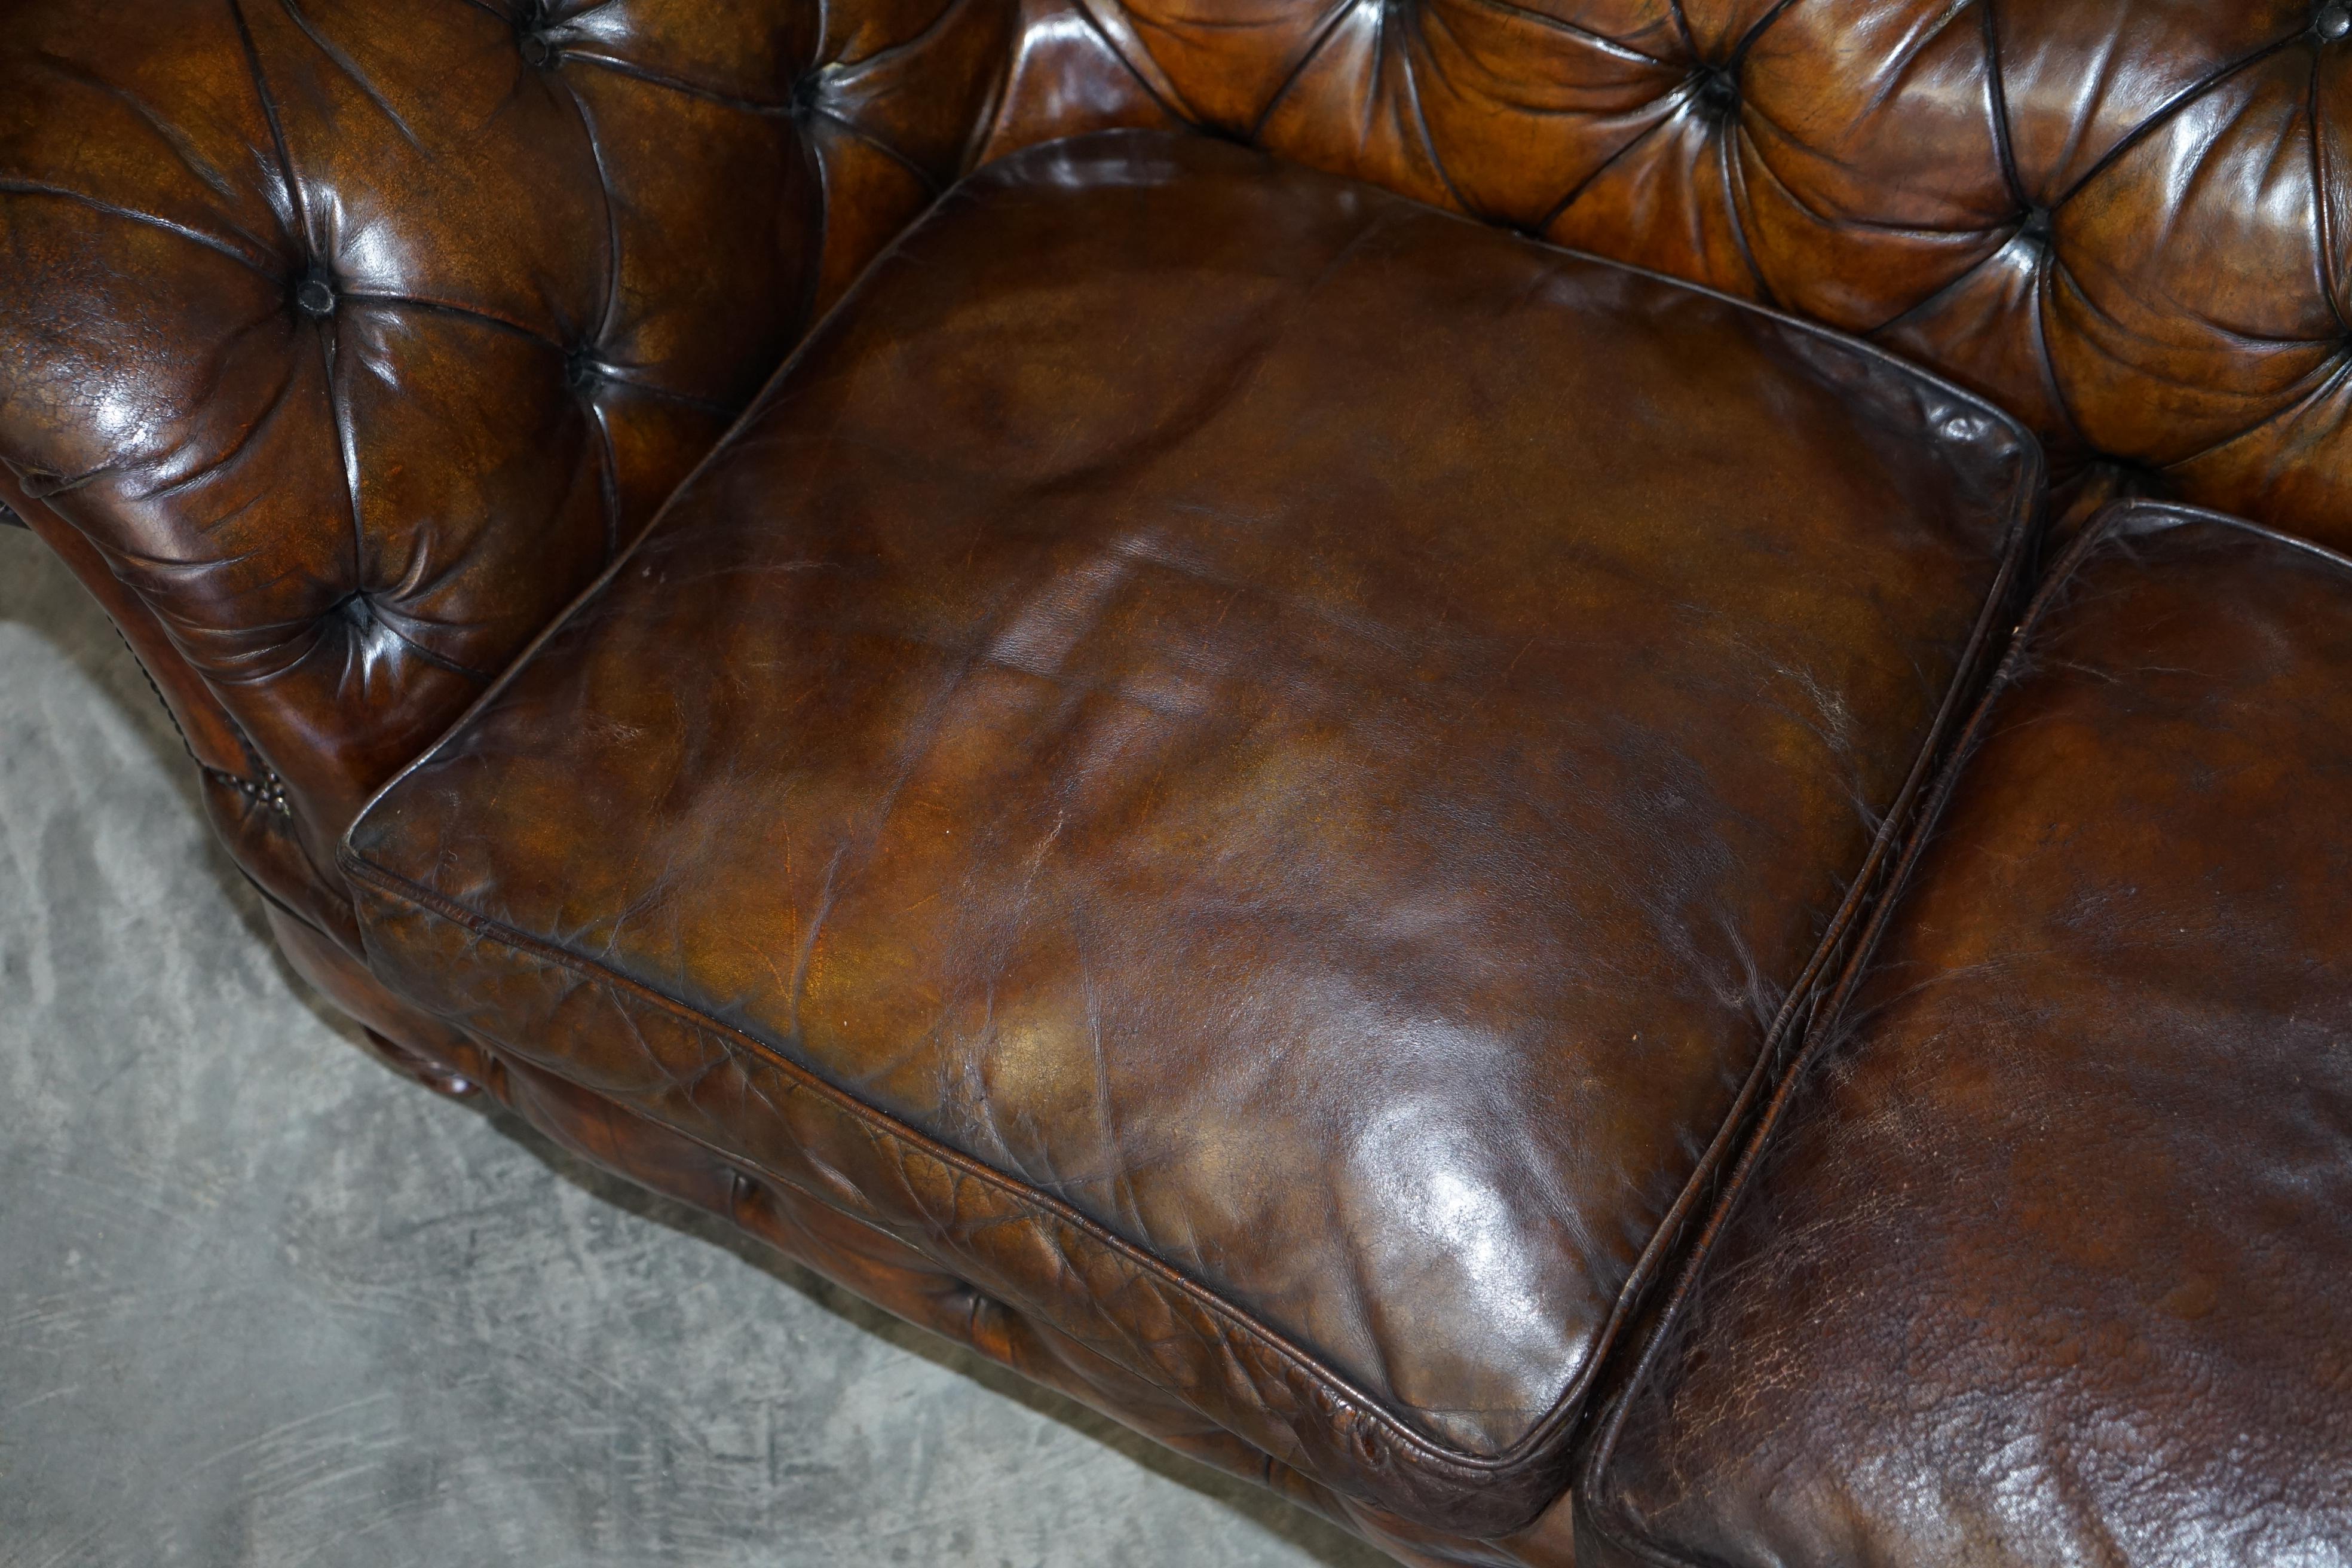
[0,529,1389,1568]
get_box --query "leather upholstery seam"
[1573,500,2054,1556]
[338,847,1565,1489]
[476,1034,1355,1523]
[339,147,981,843]
[1522,365,2045,1470]
[1569,498,2322,1565]
[490,1028,1251,1399]
[335,445,2037,1506]
[332,134,2052,1522]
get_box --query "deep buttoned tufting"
[875,0,2352,547]
[7,0,2351,950]
[995,0,2352,546]
[8,8,2352,1564]
[0,0,1007,933]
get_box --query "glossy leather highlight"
[343,132,2035,1541]
[981,0,2352,547]
[7,4,2348,1563]
[0,0,1003,937]
[1579,503,2352,1568]
[6,0,2344,956]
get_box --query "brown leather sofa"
[4,2,2347,1564]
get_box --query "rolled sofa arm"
[0,0,1006,941]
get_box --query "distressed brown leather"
[1004,0,2352,541]
[7,2,2350,1563]
[4,0,2346,952]
[0,0,1007,942]
[440,998,1585,1567]
[341,131,2035,1542]
[1578,501,2352,1568]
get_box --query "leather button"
[293,271,336,317]
[339,133,2043,1542]
[1690,66,1739,121]
[2320,3,2351,41]
[515,0,557,65]
[360,1028,478,1098]
[790,70,829,121]
[564,350,608,392]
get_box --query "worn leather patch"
[347,133,2038,1535]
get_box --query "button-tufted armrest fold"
[0,0,1006,932]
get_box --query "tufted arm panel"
[0,0,1008,937]
[969,0,2352,550]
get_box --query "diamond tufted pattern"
[8,7,2350,1563]
[9,0,2352,942]
[0,0,1007,930]
[991,0,2352,543]
[344,128,2039,1548]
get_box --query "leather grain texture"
[0,0,1007,933]
[7,0,2345,957]
[1577,501,2352,1568]
[993,0,2352,549]
[342,132,2037,1539]
[458,1011,1584,1567]
[12,2,2339,1555]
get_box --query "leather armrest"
[0,0,1004,927]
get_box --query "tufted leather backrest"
[979,0,2352,544]
[5,0,2350,942]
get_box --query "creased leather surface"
[0,0,1005,921]
[7,0,2344,956]
[1579,502,2352,1568]
[972,0,2352,550]
[344,133,2035,1536]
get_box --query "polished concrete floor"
[0,529,1387,1568]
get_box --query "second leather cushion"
[1576,504,2352,1567]
[344,131,2037,1535]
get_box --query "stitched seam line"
[338,130,2050,1503]
[1496,372,2044,1463]
[338,848,1547,1486]
[491,1036,1313,1500]
[1574,500,2233,1564]
[335,442,2032,1494]
[338,442,2039,1495]
[510,1035,1023,1287]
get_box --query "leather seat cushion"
[343,131,2038,1536]
[1579,503,2352,1567]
